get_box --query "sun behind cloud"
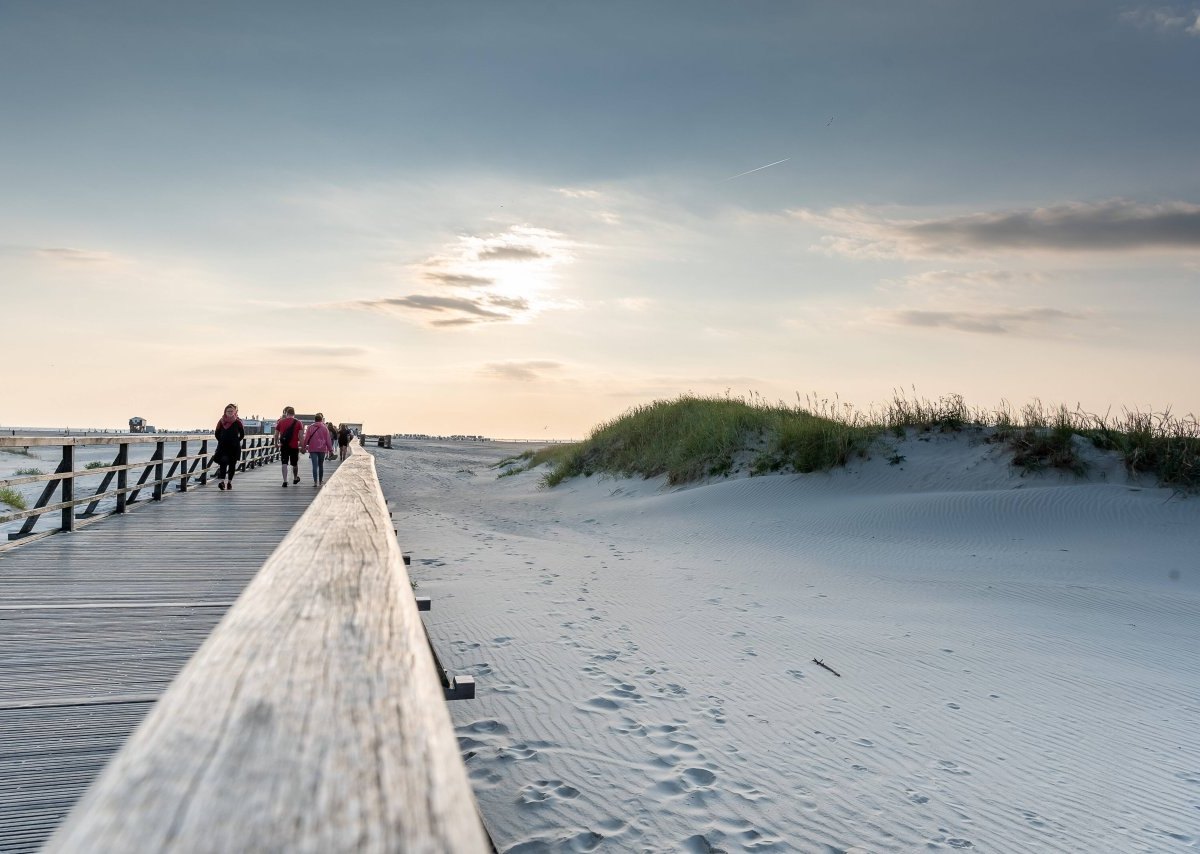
[345,225,576,328]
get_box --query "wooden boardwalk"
[0,460,336,853]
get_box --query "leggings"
[310,451,326,482]
[216,454,238,481]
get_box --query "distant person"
[213,403,245,491]
[275,406,304,487]
[338,423,352,461]
[302,412,335,486]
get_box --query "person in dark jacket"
[213,403,245,490]
[338,423,352,461]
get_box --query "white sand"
[345,437,1194,849]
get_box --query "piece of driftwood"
[812,658,842,677]
[45,442,490,854]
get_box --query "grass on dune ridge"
[492,391,1200,492]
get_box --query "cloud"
[880,269,1055,299]
[795,200,1200,258]
[340,224,576,329]
[477,245,549,261]
[425,272,495,287]
[355,295,513,322]
[262,345,370,358]
[616,297,656,311]
[877,307,1087,336]
[480,360,565,381]
[1121,7,1200,35]
[22,246,132,267]
[35,247,120,264]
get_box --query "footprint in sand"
[935,759,971,776]
[468,766,502,785]
[681,767,717,788]
[681,834,722,854]
[583,696,621,712]
[466,719,510,735]
[728,781,769,803]
[497,743,539,761]
[518,779,581,804]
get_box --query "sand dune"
[372,432,1199,853]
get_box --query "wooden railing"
[0,434,280,547]
[44,441,491,853]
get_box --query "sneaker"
[218,482,225,490]
[293,475,301,484]
[282,481,288,488]
[226,482,232,490]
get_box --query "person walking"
[275,406,304,487]
[213,403,244,490]
[302,412,335,486]
[338,423,352,461]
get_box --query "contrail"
[723,157,790,181]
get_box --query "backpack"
[282,419,297,446]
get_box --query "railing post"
[153,440,165,501]
[199,439,209,486]
[178,441,189,492]
[60,444,74,533]
[116,443,128,513]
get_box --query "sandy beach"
[373,433,1200,853]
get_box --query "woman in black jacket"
[213,403,245,490]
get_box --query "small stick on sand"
[812,658,841,677]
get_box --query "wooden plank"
[0,460,331,852]
[44,444,490,854]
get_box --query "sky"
[2,1,1198,439]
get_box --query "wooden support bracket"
[443,674,475,701]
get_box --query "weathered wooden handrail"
[45,441,491,853]
[0,434,280,546]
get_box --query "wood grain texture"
[45,443,490,854]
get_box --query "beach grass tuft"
[540,393,875,487]
[495,445,578,478]
[0,487,27,511]
[526,390,1200,491]
[14,468,44,476]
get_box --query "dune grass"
[493,445,578,478]
[539,393,876,487]
[0,487,27,511]
[512,391,1200,491]
[14,468,44,476]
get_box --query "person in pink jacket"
[301,412,335,486]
